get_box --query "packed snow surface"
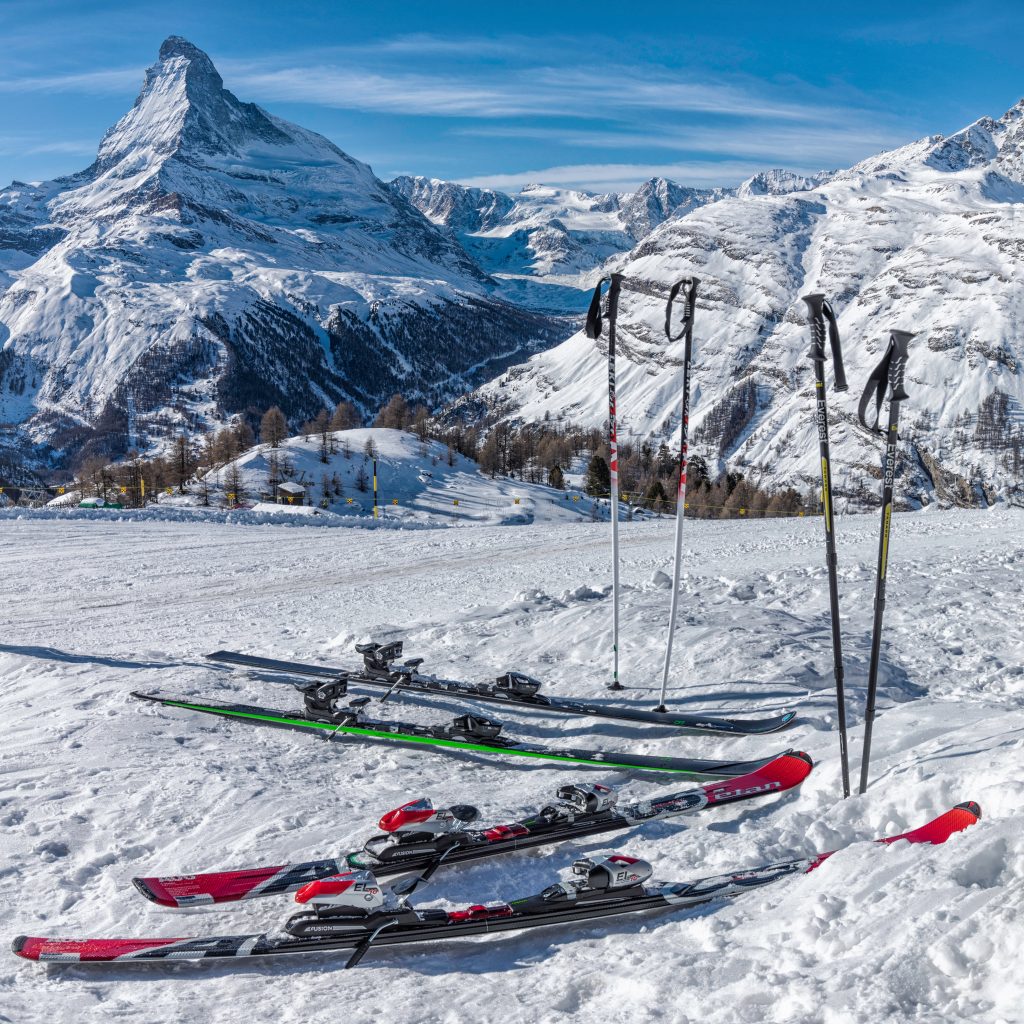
[0,506,1021,1023]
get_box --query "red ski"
[132,750,813,908]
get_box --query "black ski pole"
[586,274,625,690]
[857,329,914,795]
[801,293,851,798]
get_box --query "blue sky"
[2,0,1023,193]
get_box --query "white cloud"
[453,121,906,170]
[0,67,141,95]
[457,159,778,192]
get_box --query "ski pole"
[586,274,624,689]
[801,293,851,797]
[857,329,914,794]
[656,277,699,713]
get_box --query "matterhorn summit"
[0,38,558,468]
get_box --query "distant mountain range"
[389,172,830,311]
[451,109,1024,505]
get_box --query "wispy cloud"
[0,134,96,157]
[224,60,866,125]
[453,120,908,171]
[0,67,141,94]
[458,159,787,192]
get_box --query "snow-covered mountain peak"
[95,36,336,176]
[459,99,1024,506]
[737,168,835,197]
[0,39,562,470]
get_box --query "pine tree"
[548,464,565,489]
[584,454,610,496]
[656,442,674,477]
[643,479,668,510]
[314,409,331,463]
[170,434,194,494]
[363,436,378,460]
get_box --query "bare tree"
[260,406,288,448]
[373,394,409,430]
[331,400,360,431]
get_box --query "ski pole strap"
[822,300,848,393]
[858,330,914,433]
[585,278,609,339]
[665,277,699,342]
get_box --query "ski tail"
[14,934,199,962]
[133,859,345,908]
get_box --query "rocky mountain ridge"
[452,105,1024,505]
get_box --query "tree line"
[62,390,813,516]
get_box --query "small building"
[277,481,306,505]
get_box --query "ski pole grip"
[801,293,827,361]
[607,273,623,322]
[887,330,914,402]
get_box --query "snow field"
[0,506,1020,1023]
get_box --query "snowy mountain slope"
[0,506,1020,1021]
[0,38,564,469]
[203,426,597,527]
[460,105,1024,505]
[391,176,732,311]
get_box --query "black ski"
[132,690,791,778]
[206,645,796,735]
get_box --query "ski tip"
[11,935,29,958]
[789,750,814,769]
[955,800,982,822]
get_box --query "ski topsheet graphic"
[13,802,981,966]
[132,690,794,778]
[132,751,813,908]
[206,645,797,735]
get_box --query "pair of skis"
[131,749,814,907]
[14,797,980,966]
[206,642,797,735]
[801,297,915,796]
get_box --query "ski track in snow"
[0,507,1021,1023]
